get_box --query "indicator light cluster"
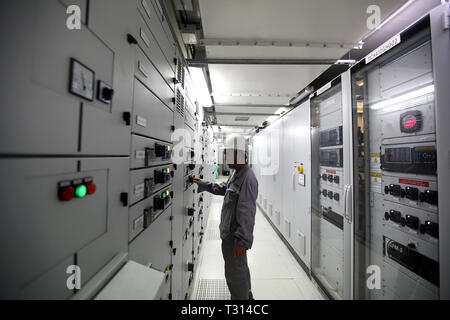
[162,189,171,199]
[58,177,96,202]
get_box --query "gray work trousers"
[221,236,251,300]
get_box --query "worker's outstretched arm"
[233,177,258,249]
[194,178,227,196]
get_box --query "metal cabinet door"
[0,157,129,299]
[0,1,135,156]
[132,78,174,143]
[129,206,172,300]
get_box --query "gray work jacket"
[197,165,258,249]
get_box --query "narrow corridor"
[192,178,325,300]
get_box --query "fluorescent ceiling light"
[370,85,434,110]
[189,67,213,108]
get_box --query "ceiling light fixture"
[189,67,213,108]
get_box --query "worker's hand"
[233,244,247,257]
[193,177,201,185]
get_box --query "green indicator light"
[75,185,87,198]
[162,193,166,199]
[163,169,167,174]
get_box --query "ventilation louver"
[176,88,185,117]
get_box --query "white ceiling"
[198,0,408,128]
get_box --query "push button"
[420,221,438,238]
[405,214,419,230]
[59,186,75,202]
[333,193,340,202]
[420,190,438,205]
[86,182,96,195]
[155,144,167,157]
[405,187,419,201]
[75,185,87,198]
[385,184,404,198]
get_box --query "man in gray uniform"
[194,134,258,300]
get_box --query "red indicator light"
[404,118,417,129]
[59,186,75,202]
[86,182,97,195]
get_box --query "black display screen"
[385,147,412,163]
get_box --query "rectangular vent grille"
[176,63,185,88]
[176,89,185,116]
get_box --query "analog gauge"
[69,58,95,101]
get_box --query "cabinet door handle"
[344,185,353,223]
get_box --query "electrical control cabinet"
[129,205,173,300]
[0,0,213,300]
[135,47,175,110]
[129,165,174,205]
[311,81,348,300]
[0,157,129,299]
[129,187,173,242]
[135,11,175,91]
[137,0,176,69]
[351,12,447,299]
[0,0,133,156]
[252,100,311,269]
[185,105,198,132]
[131,135,173,169]
[132,79,175,142]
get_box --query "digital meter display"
[400,111,422,133]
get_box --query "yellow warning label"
[371,173,382,178]
[371,153,381,157]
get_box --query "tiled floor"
[192,179,325,300]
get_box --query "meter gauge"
[69,58,95,101]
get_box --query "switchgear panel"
[319,126,343,147]
[320,148,343,168]
[381,143,437,174]
[384,237,439,287]
[0,158,129,299]
[129,165,174,205]
[311,82,346,300]
[351,23,442,299]
[131,135,173,169]
[129,188,173,242]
